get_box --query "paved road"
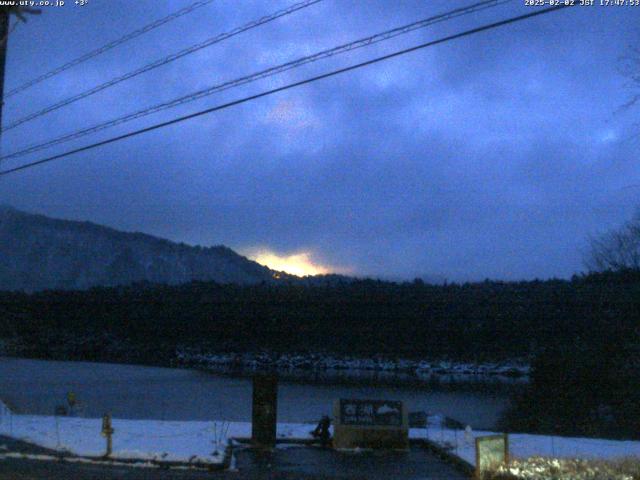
[1,458,219,480]
[235,445,468,479]
[0,436,468,479]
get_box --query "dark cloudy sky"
[1,0,639,281]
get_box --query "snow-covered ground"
[1,402,638,469]
[412,415,640,467]
[0,405,314,465]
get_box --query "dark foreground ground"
[0,436,467,479]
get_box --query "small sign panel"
[339,399,403,427]
[475,434,509,477]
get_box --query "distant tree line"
[1,269,639,438]
[0,272,637,362]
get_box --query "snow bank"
[1,410,637,468]
[495,456,639,480]
[0,413,315,465]
[409,421,640,467]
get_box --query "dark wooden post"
[101,413,114,457]
[251,374,278,448]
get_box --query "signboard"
[339,399,403,427]
[475,434,509,478]
[333,399,408,450]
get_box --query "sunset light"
[248,249,333,277]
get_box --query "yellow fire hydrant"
[101,414,114,457]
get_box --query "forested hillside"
[0,206,277,291]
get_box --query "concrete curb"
[411,438,475,477]
[231,437,319,446]
[1,449,228,471]
[0,434,226,471]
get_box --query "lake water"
[0,357,513,429]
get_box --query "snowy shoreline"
[1,407,638,470]
[0,337,530,382]
[176,350,531,380]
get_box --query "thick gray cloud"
[1,0,639,281]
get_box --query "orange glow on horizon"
[246,249,339,277]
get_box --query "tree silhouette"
[587,209,640,272]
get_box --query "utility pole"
[0,7,10,135]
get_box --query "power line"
[0,9,12,141]
[0,0,508,162]
[3,0,217,100]
[0,4,572,178]
[1,0,322,132]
